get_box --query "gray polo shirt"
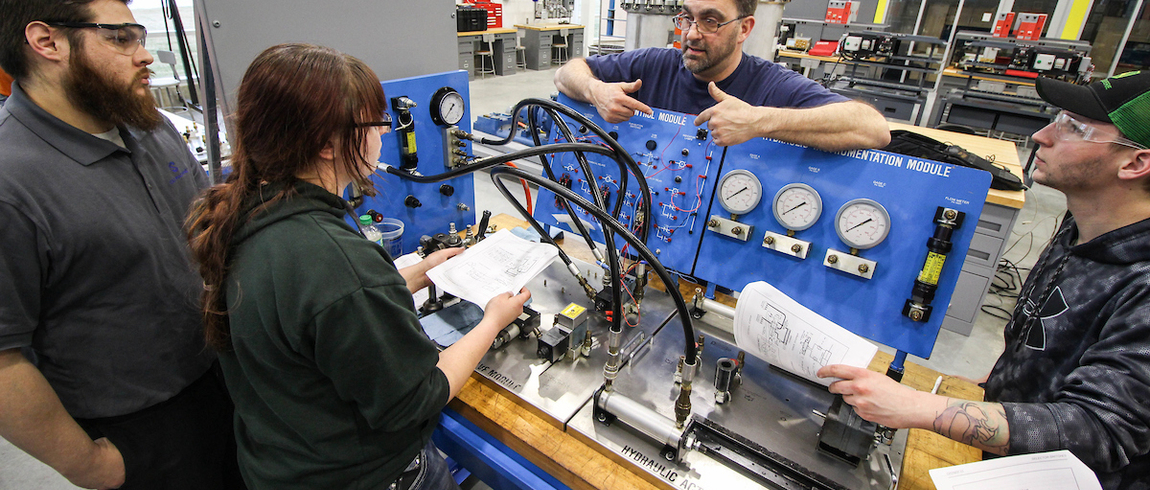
[0,83,214,418]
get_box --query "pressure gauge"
[429,87,465,126]
[772,183,822,231]
[834,198,891,249]
[716,169,763,215]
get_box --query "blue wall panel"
[694,139,991,358]
[353,71,476,255]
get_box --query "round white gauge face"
[771,183,823,231]
[717,169,763,215]
[834,198,891,249]
[431,87,465,126]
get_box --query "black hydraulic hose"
[485,156,621,333]
[484,98,652,243]
[382,142,620,184]
[540,108,622,322]
[527,107,599,254]
[490,166,697,362]
[384,143,625,270]
[542,107,627,222]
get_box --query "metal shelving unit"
[828,33,948,125]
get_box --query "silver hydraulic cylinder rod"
[691,289,736,332]
[597,391,684,449]
[698,297,735,320]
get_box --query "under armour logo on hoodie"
[1023,286,1069,350]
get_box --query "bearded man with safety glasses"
[819,71,1150,490]
[0,1,244,489]
[554,0,890,151]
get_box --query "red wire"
[503,162,533,213]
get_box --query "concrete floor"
[0,65,1067,489]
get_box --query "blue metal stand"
[886,350,908,382]
[433,407,571,490]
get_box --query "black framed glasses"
[43,22,147,56]
[672,14,746,34]
[356,112,392,132]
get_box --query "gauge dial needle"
[728,186,749,198]
[783,202,807,215]
[846,218,873,232]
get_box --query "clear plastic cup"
[379,218,404,257]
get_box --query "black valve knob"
[645,140,657,151]
[681,148,690,156]
[440,184,455,197]
[405,195,422,208]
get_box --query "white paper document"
[929,450,1102,490]
[733,281,878,386]
[425,229,559,310]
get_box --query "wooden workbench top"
[776,49,842,63]
[890,122,1027,209]
[458,27,518,36]
[514,23,584,31]
[451,214,983,490]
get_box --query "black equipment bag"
[882,130,1025,191]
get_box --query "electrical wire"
[485,98,653,243]
[502,161,533,214]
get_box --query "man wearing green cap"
[817,71,1150,489]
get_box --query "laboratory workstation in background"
[42,0,1126,488]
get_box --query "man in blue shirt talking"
[554,0,890,151]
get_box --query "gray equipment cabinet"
[942,202,1019,335]
[523,29,553,69]
[567,30,584,58]
[519,24,584,70]
[458,36,476,80]
[493,31,518,76]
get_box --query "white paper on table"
[392,252,429,306]
[733,281,878,386]
[425,229,558,310]
[929,450,1102,490]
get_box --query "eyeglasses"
[44,22,147,56]
[356,112,392,132]
[1052,111,1147,150]
[672,14,746,35]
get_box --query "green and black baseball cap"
[1037,70,1150,149]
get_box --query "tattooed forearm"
[932,400,1010,455]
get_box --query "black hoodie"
[218,181,449,489]
[987,215,1150,490]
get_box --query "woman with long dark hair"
[186,43,529,490]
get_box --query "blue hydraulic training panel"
[352,70,476,255]
[532,96,721,273]
[694,139,991,358]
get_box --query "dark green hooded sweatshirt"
[218,181,449,489]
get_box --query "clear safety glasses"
[44,22,147,56]
[1052,111,1147,150]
